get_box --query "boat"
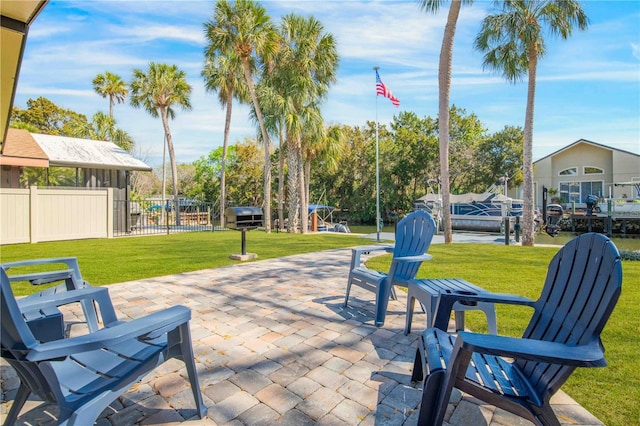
[308,204,351,233]
[413,188,523,233]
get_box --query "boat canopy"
[307,204,336,225]
[415,192,513,204]
[308,204,335,213]
[613,181,640,198]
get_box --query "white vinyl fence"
[0,187,113,244]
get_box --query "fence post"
[30,186,39,243]
[504,217,510,246]
[107,188,114,238]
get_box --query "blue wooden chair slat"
[344,210,436,327]
[70,344,160,377]
[1,268,207,426]
[106,339,165,361]
[412,233,622,426]
[50,360,122,396]
[478,354,508,392]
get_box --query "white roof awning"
[31,133,152,171]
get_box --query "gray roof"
[31,133,152,171]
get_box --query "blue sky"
[15,0,640,167]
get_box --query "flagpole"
[373,66,380,242]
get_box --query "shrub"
[620,249,640,261]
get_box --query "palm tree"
[273,13,338,233]
[91,111,134,151]
[291,104,323,234]
[202,36,249,227]
[65,111,133,151]
[475,0,588,246]
[253,83,287,231]
[419,0,473,244]
[92,71,128,118]
[129,62,192,225]
[251,59,296,231]
[207,0,279,232]
[304,124,343,206]
[253,82,311,234]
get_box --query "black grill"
[225,206,263,230]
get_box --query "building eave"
[0,154,48,168]
[534,139,640,164]
[1,0,49,148]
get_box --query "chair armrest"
[393,254,432,263]
[2,257,83,287]
[18,286,119,326]
[351,246,393,256]
[9,270,74,285]
[456,331,607,367]
[432,291,535,331]
[350,245,394,269]
[440,291,535,307]
[1,257,79,270]
[27,305,191,361]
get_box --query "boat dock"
[562,201,640,236]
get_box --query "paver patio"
[1,247,602,425]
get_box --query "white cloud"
[117,24,206,45]
[631,42,640,60]
[15,85,95,98]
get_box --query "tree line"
[188,107,524,225]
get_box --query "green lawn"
[0,231,367,295]
[1,231,638,425]
[367,244,639,426]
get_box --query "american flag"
[375,70,400,107]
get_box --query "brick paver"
[1,247,604,425]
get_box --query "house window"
[559,181,604,203]
[559,167,577,176]
[559,182,580,203]
[584,166,604,174]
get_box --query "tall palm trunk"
[298,144,308,233]
[521,47,538,246]
[438,0,462,244]
[241,59,272,232]
[287,137,300,232]
[220,90,233,228]
[278,125,286,231]
[161,139,167,225]
[160,107,180,226]
[305,156,311,211]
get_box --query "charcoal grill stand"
[229,228,257,261]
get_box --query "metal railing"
[113,199,219,237]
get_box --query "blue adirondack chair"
[1,268,207,425]
[344,210,436,327]
[411,233,622,426]
[2,257,99,341]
